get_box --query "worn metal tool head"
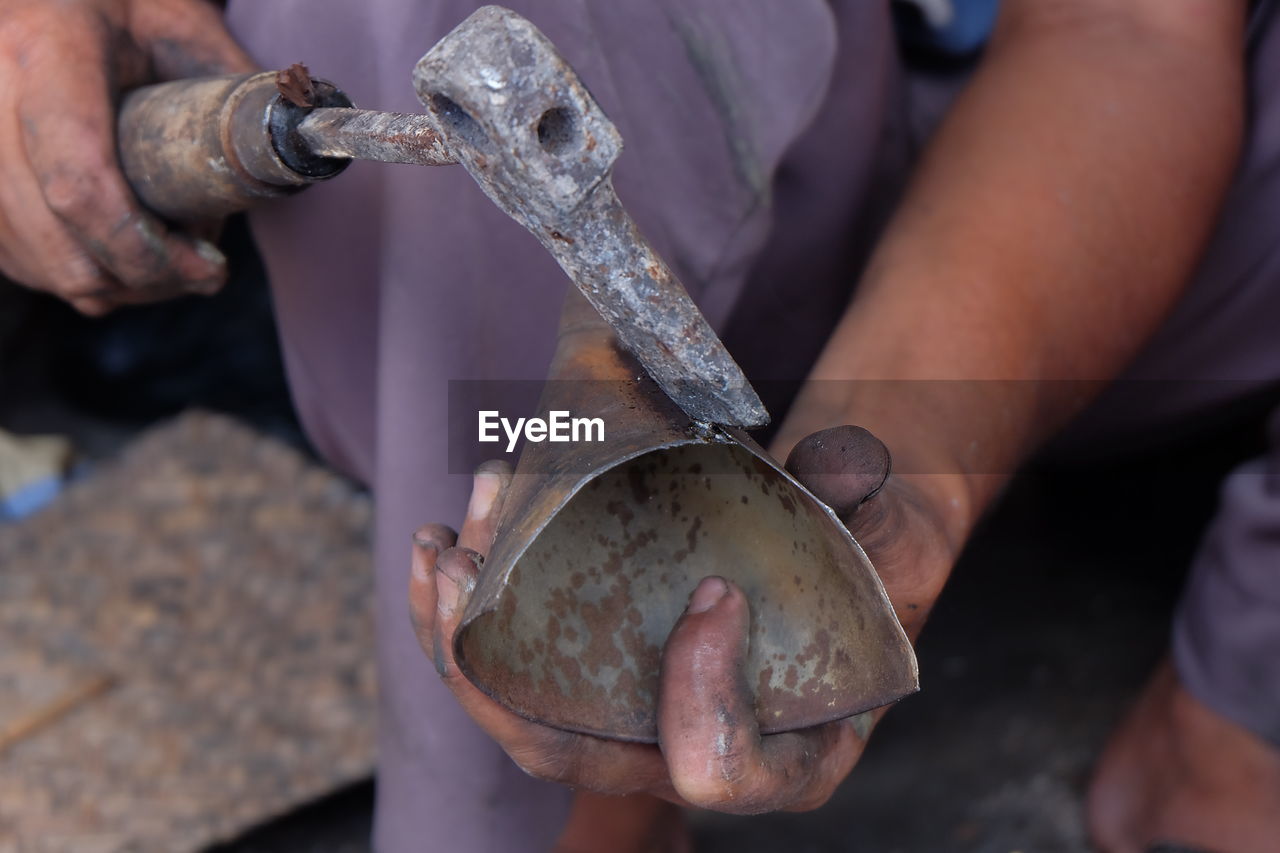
[412,7,621,241]
[413,6,769,429]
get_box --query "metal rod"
[0,674,115,755]
[297,108,456,166]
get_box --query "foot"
[1087,659,1280,852]
[554,792,693,853]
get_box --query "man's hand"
[0,0,255,315]
[407,427,956,813]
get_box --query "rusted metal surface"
[275,63,317,108]
[454,295,919,742]
[413,6,769,429]
[118,68,451,221]
[297,108,456,167]
[255,75,353,180]
[118,71,352,222]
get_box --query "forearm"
[777,0,1247,545]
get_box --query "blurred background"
[0,220,1273,852]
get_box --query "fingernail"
[436,550,481,616]
[413,523,455,552]
[847,711,874,740]
[466,470,502,522]
[438,548,482,584]
[194,239,226,269]
[436,566,460,615]
[411,541,437,584]
[412,526,442,550]
[687,576,728,614]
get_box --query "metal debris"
[275,62,317,108]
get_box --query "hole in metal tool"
[429,94,489,149]
[536,107,578,154]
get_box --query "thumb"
[784,425,891,519]
[658,577,757,804]
[458,459,513,554]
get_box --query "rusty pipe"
[116,71,354,223]
[454,291,919,742]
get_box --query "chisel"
[117,64,454,223]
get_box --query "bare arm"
[777,0,1248,549]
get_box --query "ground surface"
[0,414,375,851]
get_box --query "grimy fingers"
[413,459,513,657]
[16,14,227,294]
[429,545,575,761]
[658,578,864,814]
[0,5,118,309]
[430,544,674,796]
[0,84,116,310]
[408,523,458,655]
[133,0,258,80]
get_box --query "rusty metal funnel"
[456,296,918,742]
